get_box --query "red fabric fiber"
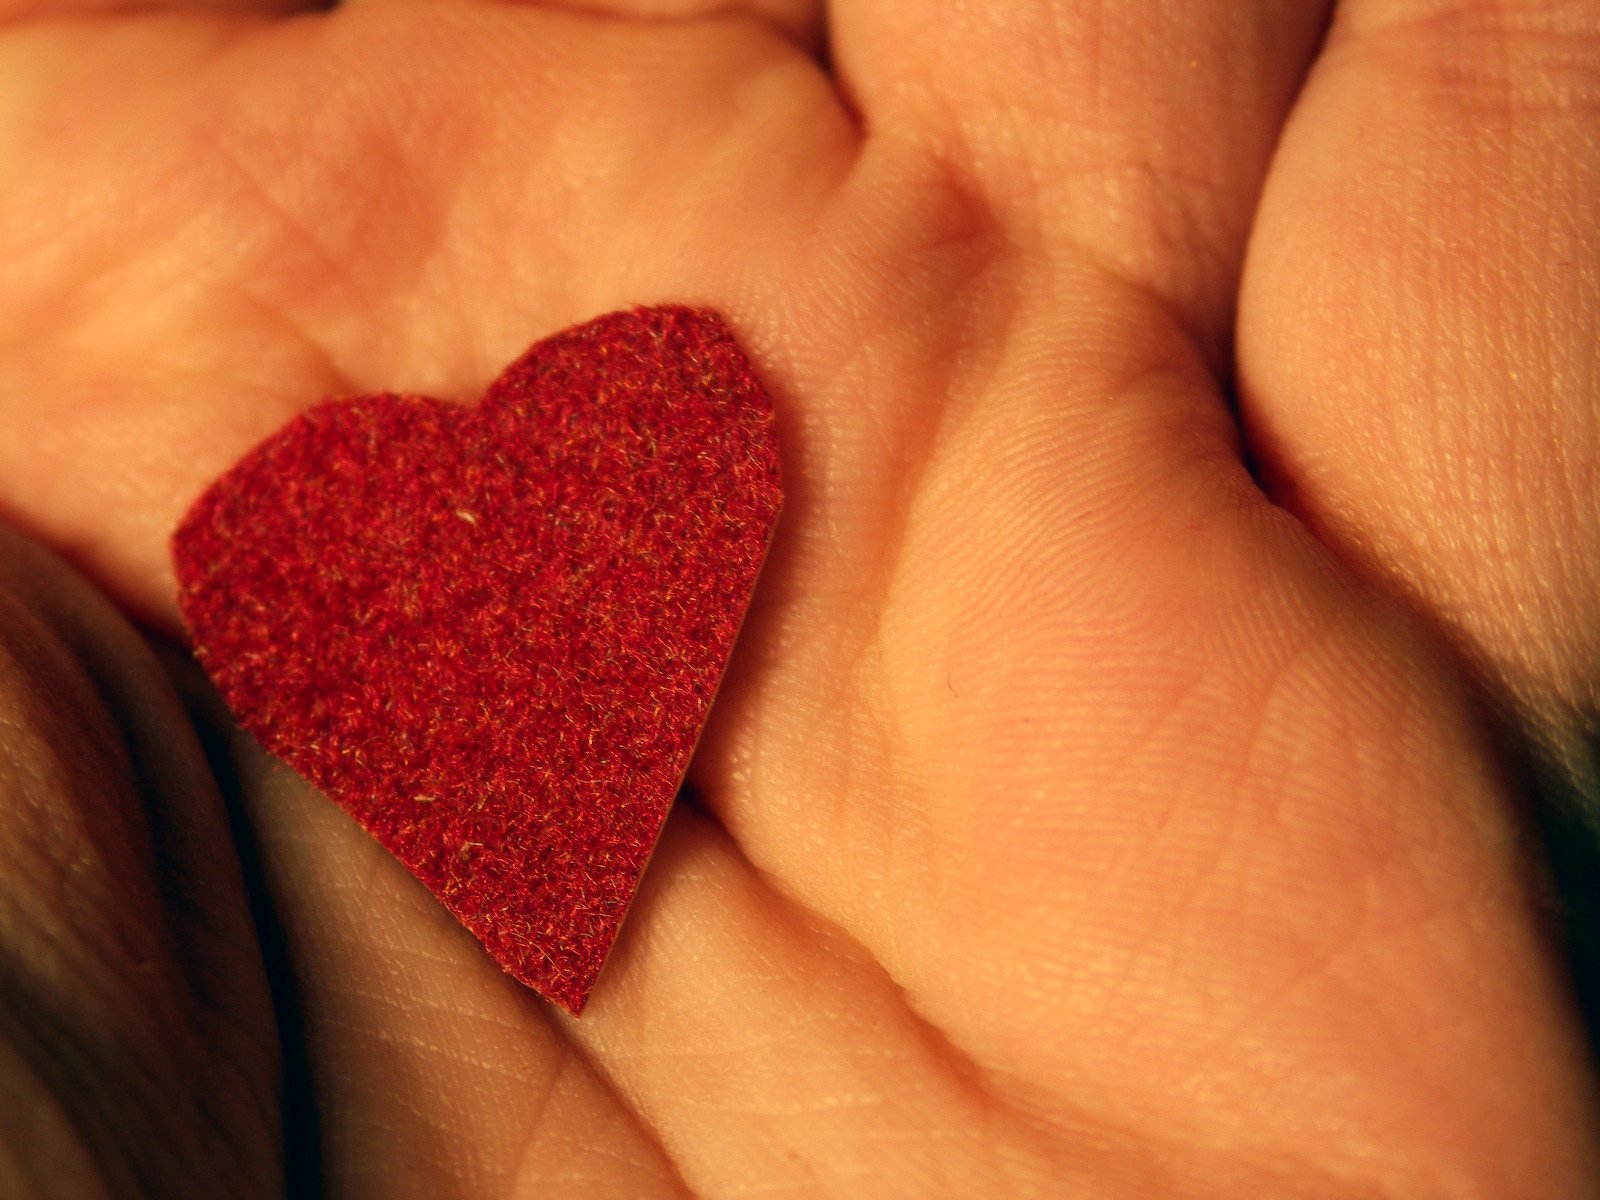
[173,306,782,1014]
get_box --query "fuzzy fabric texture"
[174,306,782,1013]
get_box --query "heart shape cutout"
[174,306,782,1013]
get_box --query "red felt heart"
[173,306,781,1013]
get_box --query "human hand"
[0,1,1596,1196]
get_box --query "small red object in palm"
[174,306,782,1014]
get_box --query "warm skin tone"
[0,1,1597,1196]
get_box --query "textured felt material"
[173,306,782,1014]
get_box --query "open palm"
[1,1,1597,1196]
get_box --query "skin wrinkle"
[186,100,445,378]
[696,167,1003,853]
[504,1049,636,1199]
[842,8,1332,376]
[897,913,1392,1200]
[540,998,715,1194]
[556,816,1076,1196]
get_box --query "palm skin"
[0,1,1598,1197]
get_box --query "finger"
[0,526,278,1198]
[1241,0,1600,716]
[1236,0,1600,1006]
[831,1,1334,358]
